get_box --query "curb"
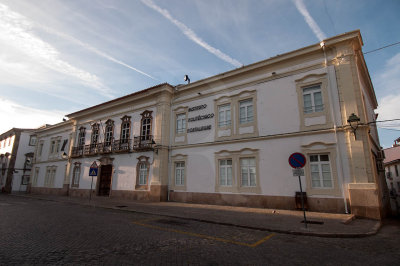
[8,194,381,238]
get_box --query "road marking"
[132,221,274,247]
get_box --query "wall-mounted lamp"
[347,113,360,137]
[61,152,68,159]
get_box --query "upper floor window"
[8,136,11,146]
[240,158,256,187]
[91,123,99,145]
[218,104,231,127]
[120,116,131,142]
[239,99,253,124]
[50,137,61,156]
[219,159,232,186]
[303,85,323,114]
[105,120,114,146]
[140,111,152,140]
[37,141,44,157]
[29,135,37,146]
[310,154,332,188]
[176,114,186,134]
[78,127,86,147]
[395,165,399,177]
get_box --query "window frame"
[120,116,131,143]
[71,163,81,188]
[215,148,260,193]
[176,113,186,134]
[104,120,114,146]
[302,84,323,114]
[309,154,333,189]
[171,154,187,191]
[135,156,150,190]
[218,159,233,186]
[302,144,340,196]
[240,157,257,187]
[218,104,231,127]
[239,99,254,124]
[32,167,39,187]
[140,111,153,141]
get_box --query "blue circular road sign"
[288,152,307,168]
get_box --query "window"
[21,175,30,185]
[61,139,68,151]
[37,141,44,157]
[29,135,37,146]
[44,166,56,187]
[105,120,114,146]
[303,85,323,114]
[140,111,152,141]
[72,163,81,187]
[175,162,185,186]
[395,165,399,177]
[239,99,253,124]
[50,140,56,154]
[138,163,148,185]
[219,159,232,186]
[310,154,332,188]
[8,137,11,146]
[33,167,39,186]
[240,158,256,187]
[136,156,150,189]
[176,114,186,133]
[91,124,99,145]
[120,116,131,143]
[218,104,231,127]
[78,127,86,147]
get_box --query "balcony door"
[98,165,112,196]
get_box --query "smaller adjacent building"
[29,122,73,195]
[383,137,400,214]
[0,128,36,193]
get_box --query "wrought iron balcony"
[71,136,152,157]
[133,135,154,151]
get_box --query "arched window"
[136,156,150,189]
[78,127,86,148]
[91,123,99,145]
[104,119,114,146]
[120,116,131,143]
[140,111,152,141]
[71,163,81,187]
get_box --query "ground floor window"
[138,163,148,185]
[44,166,56,187]
[219,159,232,186]
[310,154,332,188]
[175,162,185,186]
[72,164,81,187]
[240,158,256,187]
[33,167,39,186]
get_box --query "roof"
[0,128,35,140]
[66,82,173,118]
[383,145,400,165]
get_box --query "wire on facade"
[363,41,400,55]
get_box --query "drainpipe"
[321,41,349,214]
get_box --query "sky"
[0,0,399,148]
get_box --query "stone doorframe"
[96,156,114,196]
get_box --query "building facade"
[29,30,389,219]
[29,122,73,195]
[383,138,400,214]
[0,128,36,193]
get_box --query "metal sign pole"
[298,175,307,228]
[89,175,94,203]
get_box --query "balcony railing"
[70,136,153,158]
[134,135,154,151]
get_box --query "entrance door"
[98,165,112,196]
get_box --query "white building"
[29,30,389,219]
[383,138,400,214]
[29,122,73,195]
[0,128,36,193]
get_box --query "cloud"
[0,97,65,133]
[140,0,242,68]
[376,52,400,130]
[37,24,157,80]
[293,0,327,41]
[0,3,113,98]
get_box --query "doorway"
[98,164,112,196]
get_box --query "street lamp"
[347,113,360,137]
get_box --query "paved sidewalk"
[10,193,380,238]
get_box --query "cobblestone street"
[1,195,399,265]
